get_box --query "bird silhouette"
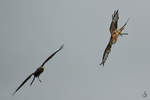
[13,44,64,95]
[100,10,129,66]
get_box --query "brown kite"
[100,10,129,66]
[13,44,64,95]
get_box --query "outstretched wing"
[13,73,33,95]
[100,38,113,66]
[41,44,64,67]
[119,18,129,34]
[110,10,119,34]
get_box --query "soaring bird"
[13,44,64,95]
[100,10,129,66]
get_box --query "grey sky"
[0,0,150,100]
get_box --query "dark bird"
[13,44,64,95]
[100,10,129,66]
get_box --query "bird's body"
[34,67,44,77]
[13,44,64,95]
[100,10,129,66]
[111,25,127,43]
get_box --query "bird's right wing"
[110,10,119,34]
[100,37,113,66]
[119,18,129,34]
[41,44,64,67]
[13,73,33,95]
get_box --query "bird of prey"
[100,10,129,66]
[13,44,64,95]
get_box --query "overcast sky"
[1,0,150,100]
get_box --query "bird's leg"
[30,76,35,86]
[38,77,42,83]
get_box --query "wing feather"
[119,18,129,33]
[110,10,119,34]
[41,44,64,67]
[13,73,33,95]
[100,38,113,66]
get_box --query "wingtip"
[126,18,130,23]
[12,91,16,96]
[115,9,118,13]
[114,9,119,14]
[60,44,64,49]
[123,18,129,27]
[99,62,104,66]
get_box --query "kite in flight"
[100,10,129,66]
[13,44,64,95]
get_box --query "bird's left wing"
[110,10,119,34]
[13,73,33,95]
[41,44,64,67]
[100,38,113,66]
